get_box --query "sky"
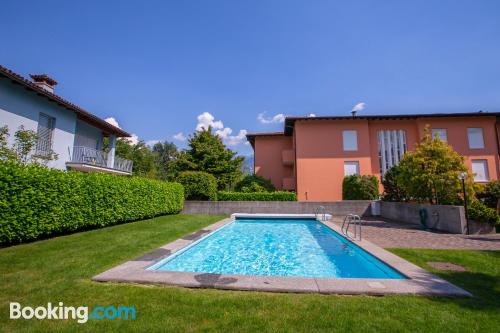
[2,0,500,155]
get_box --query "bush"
[176,171,217,201]
[477,180,500,210]
[468,200,500,225]
[235,175,275,192]
[217,191,296,201]
[0,160,184,244]
[382,166,408,202]
[342,175,379,200]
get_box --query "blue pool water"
[150,218,405,279]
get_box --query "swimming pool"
[149,218,405,279]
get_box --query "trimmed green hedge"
[342,175,379,200]
[0,161,184,244]
[176,171,218,201]
[217,191,296,201]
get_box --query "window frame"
[467,128,485,149]
[471,159,489,182]
[344,161,360,176]
[431,128,448,142]
[342,130,358,151]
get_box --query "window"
[467,128,484,149]
[471,160,489,181]
[344,161,359,176]
[431,128,447,142]
[342,130,358,151]
[377,130,407,175]
[36,113,55,154]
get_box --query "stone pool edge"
[92,216,472,297]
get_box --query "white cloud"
[191,112,247,146]
[173,132,187,142]
[196,112,224,131]
[257,112,285,124]
[308,113,316,117]
[105,117,139,145]
[352,102,366,112]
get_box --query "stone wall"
[182,201,373,217]
[379,201,466,234]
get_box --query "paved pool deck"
[93,216,472,297]
[331,217,500,251]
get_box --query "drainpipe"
[107,134,116,169]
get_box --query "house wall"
[254,136,293,189]
[295,119,372,201]
[74,119,103,150]
[251,115,500,202]
[0,76,88,170]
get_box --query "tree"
[115,139,158,178]
[152,141,178,180]
[382,165,408,202]
[172,127,244,190]
[396,128,473,204]
[0,125,57,165]
[235,175,275,192]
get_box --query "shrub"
[382,166,408,202]
[477,180,500,210]
[176,171,217,201]
[468,200,500,225]
[342,175,379,200]
[235,175,275,192]
[217,191,296,201]
[396,128,472,204]
[0,160,184,244]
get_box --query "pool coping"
[92,216,472,297]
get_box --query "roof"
[283,111,500,135]
[0,65,130,137]
[245,132,284,148]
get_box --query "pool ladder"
[315,206,327,221]
[342,214,362,241]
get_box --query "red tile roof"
[0,65,130,137]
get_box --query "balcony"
[66,146,133,175]
[282,149,295,165]
[282,177,296,190]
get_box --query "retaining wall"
[182,201,373,217]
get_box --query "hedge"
[468,200,500,225]
[342,175,379,200]
[0,161,184,244]
[176,171,218,201]
[235,175,275,192]
[217,191,296,201]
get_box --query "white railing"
[70,146,133,173]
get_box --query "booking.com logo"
[10,302,136,324]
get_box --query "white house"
[0,65,133,175]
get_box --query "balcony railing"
[70,146,133,173]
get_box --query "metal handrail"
[342,214,362,240]
[315,205,327,221]
[70,146,133,173]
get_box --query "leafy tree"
[152,141,178,180]
[172,127,243,190]
[477,180,500,210]
[114,139,158,178]
[396,128,473,204]
[176,171,218,201]
[235,175,275,192]
[0,125,57,164]
[382,165,408,202]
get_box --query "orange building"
[246,112,500,202]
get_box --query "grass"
[0,214,499,332]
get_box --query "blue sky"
[2,0,500,155]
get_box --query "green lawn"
[0,214,499,332]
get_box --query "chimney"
[351,110,357,118]
[29,74,58,93]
